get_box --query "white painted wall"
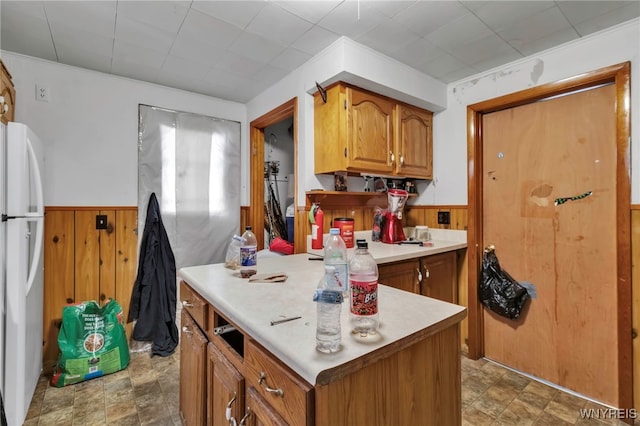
[428,19,640,205]
[1,52,246,206]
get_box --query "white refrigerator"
[0,122,45,426]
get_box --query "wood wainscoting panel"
[99,210,117,305]
[405,205,468,230]
[43,207,138,372]
[74,210,101,305]
[43,210,75,371]
[116,209,138,340]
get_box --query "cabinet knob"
[258,372,284,397]
[389,151,395,165]
[423,265,430,279]
[400,154,404,167]
[417,268,422,283]
[182,300,194,308]
[182,326,193,335]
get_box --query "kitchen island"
[178,244,467,425]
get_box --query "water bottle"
[348,240,379,337]
[324,228,348,295]
[240,226,257,278]
[313,266,344,353]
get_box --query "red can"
[333,217,354,248]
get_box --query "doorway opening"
[248,98,298,252]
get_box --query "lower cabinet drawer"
[180,281,207,329]
[245,340,314,425]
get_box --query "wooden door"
[207,342,244,426]
[347,87,394,173]
[482,84,620,405]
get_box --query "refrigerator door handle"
[25,216,43,294]
[26,134,44,216]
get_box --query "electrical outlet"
[437,211,450,225]
[96,215,108,230]
[36,85,50,102]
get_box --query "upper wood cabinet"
[0,59,16,124]
[314,82,433,179]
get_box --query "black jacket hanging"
[128,192,179,356]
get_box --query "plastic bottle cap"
[330,228,340,234]
[356,241,368,249]
[245,226,252,230]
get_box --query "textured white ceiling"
[2,1,638,103]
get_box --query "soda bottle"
[240,226,257,278]
[324,228,348,295]
[313,266,344,353]
[348,240,379,337]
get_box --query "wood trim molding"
[467,62,632,410]
[46,206,138,211]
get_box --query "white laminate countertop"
[307,228,467,264]
[178,248,467,386]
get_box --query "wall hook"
[315,81,327,103]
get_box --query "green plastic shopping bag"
[51,299,130,387]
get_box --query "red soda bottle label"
[350,279,378,315]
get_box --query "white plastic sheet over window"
[138,105,241,269]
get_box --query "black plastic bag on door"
[480,246,530,320]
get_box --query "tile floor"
[23,349,636,426]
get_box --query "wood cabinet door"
[207,342,244,426]
[346,87,394,174]
[420,252,457,303]
[245,386,288,426]
[378,259,420,293]
[395,104,433,179]
[180,310,208,426]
